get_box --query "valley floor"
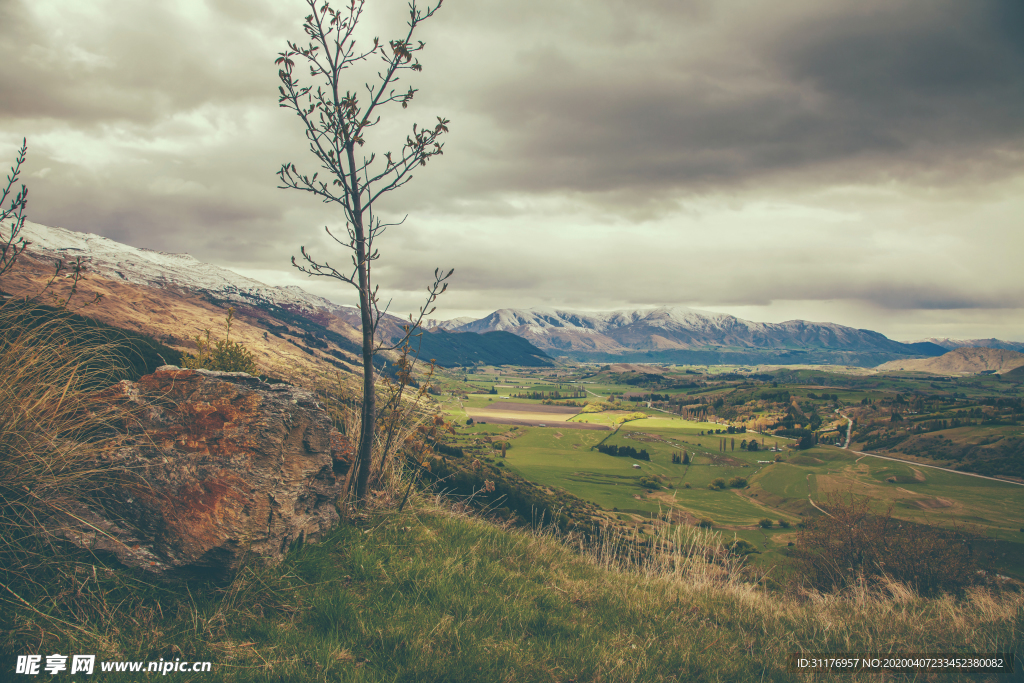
[430,364,1024,581]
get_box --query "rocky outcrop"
[60,367,354,580]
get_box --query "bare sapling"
[277,0,452,505]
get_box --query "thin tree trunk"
[355,288,375,504]
[349,142,376,506]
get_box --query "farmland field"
[463,401,612,430]
[429,362,1024,577]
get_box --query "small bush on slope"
[182,307,260,375]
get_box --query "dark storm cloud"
[440,0,1024,201]
[0,0,288,126]
[840,283,1024,313]
[0,0,304,263]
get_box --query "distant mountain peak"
[911,337,1024,353]
[424,316,477,331]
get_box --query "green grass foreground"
[5,498,1021,682]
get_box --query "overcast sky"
[2,0,1022,341]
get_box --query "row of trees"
[594,444,650,461]
[512,390,585,400]
[628,393,674,402]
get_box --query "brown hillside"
[2,256,362,384]
[875,347,1024,375]
[606,363,669,373]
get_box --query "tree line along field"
[425,362,1024,579]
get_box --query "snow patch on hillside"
[20,222,356,314]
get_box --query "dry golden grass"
[0,300,147,646]
[3,482,1020,681]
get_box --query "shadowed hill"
[404,329,552,367]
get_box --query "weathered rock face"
[61,367,354,580]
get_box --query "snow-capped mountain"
[424,316,478,331]
[454,306,935,363]
[913,338,1024,353]
[19,222,357,316]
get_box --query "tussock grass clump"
[0,301,142,648]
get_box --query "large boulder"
[60,367,354,580]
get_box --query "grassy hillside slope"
[5,499,1019,682]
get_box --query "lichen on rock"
[58,367,354,580]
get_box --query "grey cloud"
[426,0,1024,206]
[369,210,1023,319]
[0,0,287,126]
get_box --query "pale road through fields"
[846,448,1024,487]
[836,412,1024,487]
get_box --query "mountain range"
[7,222,1019,370]
[18,221,360,317]
[915,338,1024,353]
[449,307,949,366]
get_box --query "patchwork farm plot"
[463,401,611,430]
[427,362,1024,575]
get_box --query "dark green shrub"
[638,476,662,490]
[181,307,260,375]
[729,539,758,556]
[794,492,979,596]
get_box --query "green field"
[430,363,1024,577]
